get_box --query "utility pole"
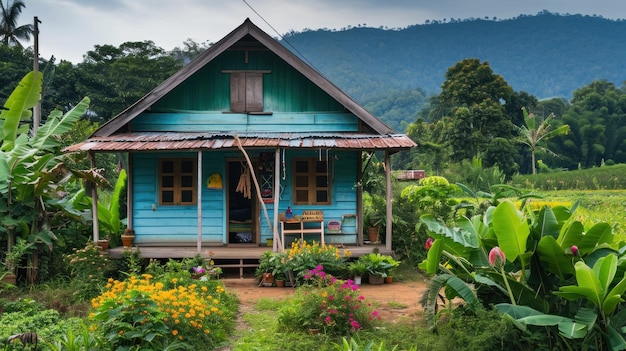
[32,16,41,135]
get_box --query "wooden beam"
[385,151,392,252]
[127,153,133,229]
[197,151,203,253]
[273,148,281,252]
[90,152,99,241]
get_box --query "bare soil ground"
[221,277,428,324]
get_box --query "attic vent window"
[223,70,271,113]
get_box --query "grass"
[538,190,626,241]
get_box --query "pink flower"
[571,245,579,256]
[489,246,506,268]
[425,237,434,250]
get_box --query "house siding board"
[131,112,358,133]
[131,152,226,245]
[257,150,358,245]
[150,50,343,114]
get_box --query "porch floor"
[107,243,391,278]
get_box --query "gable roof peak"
[94,18,395,137]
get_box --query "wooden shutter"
[245,72,263,112]
[230,72,246,112]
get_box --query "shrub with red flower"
[278,265,380,335]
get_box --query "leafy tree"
[0,43,31,99]
[483,137,519,179]
[169,38,213,65]
[402,117,450,174]
[75,41,181,122]
[0,0,32,48]
[438,59,516,168]
[514,107,570,174]
[551,80,626,169]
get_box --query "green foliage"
[90,273,237,351]
[259,241,350,285]
[401,176,459,223]
[91,288,174,350]
[75,41,181,122]
[0,71,90,256]
[515,107,570,175]
[41,320,106,351]
[0,298,85,350]
[419,198,626,349]
[63,241,115,301]
[357,253,400,278]
[278,266,379,335]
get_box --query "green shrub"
[63,241,116,301]
[278,266,379,335]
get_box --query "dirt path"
[221,278,428,324]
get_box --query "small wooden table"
[280,219,325,250]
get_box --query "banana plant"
[69,168,127,238]
[498,254,626,349]
[418,195,626,346]
[0,71,90,247]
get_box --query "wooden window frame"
[292,158,331,205]
[158,158,197,206]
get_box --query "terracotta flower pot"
[97,240,109,250]
[367,227,379,243]
[276,279,285,287]
[384,276,393,284]
[121,235,134,247]
[121,229,135,247]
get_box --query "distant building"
[395,170,425,181]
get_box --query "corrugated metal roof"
[63,132,416,153]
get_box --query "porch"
[107,243,391,278]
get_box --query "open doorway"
[227,160,256,245]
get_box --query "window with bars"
[293,159,331,205]
[159,158,196,205]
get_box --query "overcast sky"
[20,0,626,64]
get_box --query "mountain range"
[280,11,626,108]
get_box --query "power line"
[241,0,320,73]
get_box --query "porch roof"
[63,131,416,153]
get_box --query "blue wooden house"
[66,19,415,257]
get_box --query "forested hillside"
[282,11,626,114]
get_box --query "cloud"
[19,0,626,63]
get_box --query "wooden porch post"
[127,153,133,229]
[385,151,392,251]
[273,148,281,252]
[357,152,363,246]
[90,152,99,242]
[197,151,203,253]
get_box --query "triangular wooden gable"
[94,18,395,138]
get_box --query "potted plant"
[256,251,277,286]
[121,228,135,248]
[363,193,385,243]
[348,260,368,285]
[2,239,33,285]
[359,253,395,285]
[382,255,400,283]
